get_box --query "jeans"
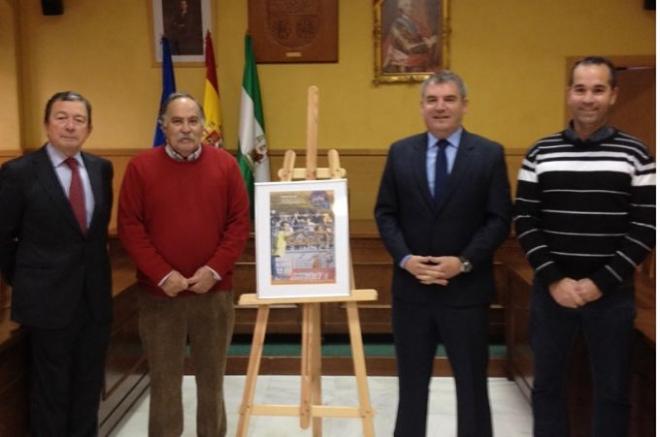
[530,280,635,437]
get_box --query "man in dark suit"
[375,70,511,437]
[0,91,114,436]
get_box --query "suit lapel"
[411,135,435,212]
[82,152,103,234]
[435,130,475,212]
[33,146,83,234]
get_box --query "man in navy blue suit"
[375,70,512,437]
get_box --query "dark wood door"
[609,66,655,157]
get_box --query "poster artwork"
[270,190,336,285]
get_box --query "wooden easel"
[236,86,377,437]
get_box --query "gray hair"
[420,70,468,100]
[158,92,205,123]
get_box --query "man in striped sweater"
[514,56,655,437]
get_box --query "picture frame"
[373,0,450,84]
[150,0,212,64]
[254,179,350,299]
[248,0,338,63]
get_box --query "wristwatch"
[459,256,473,273]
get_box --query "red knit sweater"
[118,145,250,297]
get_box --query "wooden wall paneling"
[98,284,150,435]
[490,262,507,341]
[103,286,143,397]
[96,238,150,435]
[504,261,534,401]
[0,326,28,436]
[629,275,655,437]
[609,67,656,157]
[323,222,393,333]
[322,262,393,334]
[232,219,516,338]
[504,149,526,197]
[87,147,527,223]
[90,149,142,234]
[232,295,303,335]
[630,331,655,437]
[0,150,21,166]
[271,148,524,220]
[268,149,388,220]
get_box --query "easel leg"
[346,302,375,437]
[236,305,270,437]
[300,303,312,429]
[300,303,323,436]
[311,303,323,437]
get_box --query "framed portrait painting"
[254,179,350,299]
[150,0,212,63]
[373,0,450,84]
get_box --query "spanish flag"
[202,31,224,148]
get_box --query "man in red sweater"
[118,92,250,436]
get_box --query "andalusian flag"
[202,31,224,148]
[238,34,270,209]
[153,36,176,147]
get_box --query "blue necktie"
[434,139,449,202]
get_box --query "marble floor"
[111,375,533,436]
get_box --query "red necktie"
[65,158,87,233]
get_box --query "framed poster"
[254,179,350,299]
[150,0,212,63]
[373,0,450,84]
[248,0,338,63]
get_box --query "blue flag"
[153,37,176,147]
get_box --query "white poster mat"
[255,179,350,299]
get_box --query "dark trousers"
[28,299,111,437]
[392,298,492,437]
[530,280,635,437]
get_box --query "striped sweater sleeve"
[514,146,564,286]
[590,145,655,293]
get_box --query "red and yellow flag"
[203,31,224,148]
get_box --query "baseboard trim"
[218,356,508,377]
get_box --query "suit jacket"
[374,130,512,306]
[0,146,114,328]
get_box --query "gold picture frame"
[373,0,450,85]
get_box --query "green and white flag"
[238,34,270,211]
